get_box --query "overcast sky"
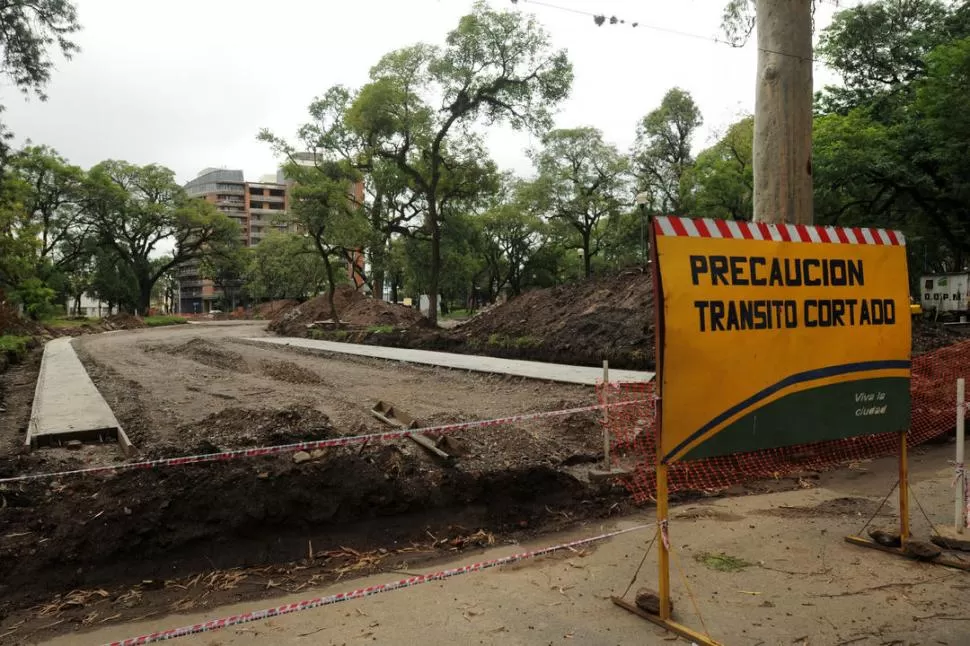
[4,0,848,187]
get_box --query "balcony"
[179,279,204,288]
[250,193,284,203]
[250,206,286,215]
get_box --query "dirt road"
[73,322,592,443]
[38,443,970,646]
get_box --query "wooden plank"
[845,535,970,571]
[610,597,723,646]
[408,432,454,464]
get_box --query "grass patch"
[693,552,751,572]
[144,315,188,327]
[486,333,542,349]
[331,330,350,341]
[440,308,472,320]
[44,317,95,328]
[0,335,32,361]
[367,324,395,334]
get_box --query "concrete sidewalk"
[27,337,129,451]
[246,337,654,386]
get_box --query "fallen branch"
[913,613,970,621]
[813,573,955,598]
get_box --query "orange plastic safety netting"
[597,340,970,503]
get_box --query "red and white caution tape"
[103,522,649,646]
[0,400,648,485]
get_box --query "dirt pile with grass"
[456,269,654,368]
[269,287,428,336]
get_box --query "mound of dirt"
[0,305,47,337]
[269,287,428,336]
[151,337,248,372]
[256,299,298,319]
[260,359,325,385]
[457,269,654,369]
[150,405,334,456]
[101,313,145,330]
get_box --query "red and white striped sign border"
[103,523,650,646]
[0,400,649,485]
[655,215,906,246]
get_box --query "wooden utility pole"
[752,0,814,224]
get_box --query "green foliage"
[486,333,542,349]
[813,0,970,271]
[10,277,56,319]
[367,324,394,334]
[9,145,88,263]
[0,335,32,360]
[0,0,81,161]
[143,315,188,327]
[342,1,572,323]
[686,116,754,221]
[530,127,629,277]
[245,232,334,302]
[0,176,40,296]
[44,317,94,328]
[632,88,702,215]
[85,160,240,313]
[815,0,955,115]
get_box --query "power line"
[510,0,839,64]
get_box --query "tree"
[85,160,239,314]
[812,0,970,269]
[686,116,754,221]
[0,176,38,300]
[632,88,702,215]
[0,0,81,162]
[478,178,547,299]
[89,246,137,314]
[532,127,629,277]
[815,0,956,116]
[9,145,89,266]
[244,233,331,302]
[200,244,248,310]
[345,1,572,324]
[283,159,370,321]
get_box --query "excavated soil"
[0,324,634,636]
[270,286,428,337]
[297,271,970,370]
[259,359,325,384]
[146,337,249,372]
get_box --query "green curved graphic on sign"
[678,377,911,462]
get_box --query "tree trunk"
[373,269,385,302]
[428,205,441,325]
[391,276,399,304]
[753,0,814,224]
[137,279,153,316]
[582,235,592,278]
[74,293,82,316]
[321,252,340,323]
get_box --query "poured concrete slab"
[246,337,654,386]
[27,337,132,453]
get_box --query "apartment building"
[178,168,295,314]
